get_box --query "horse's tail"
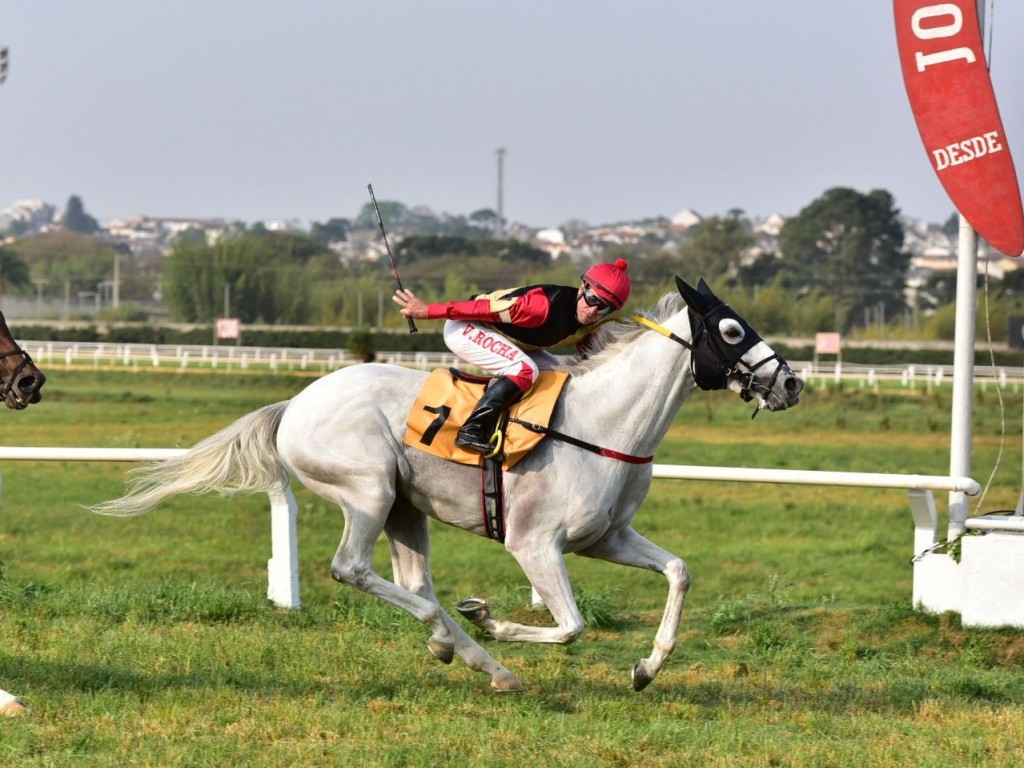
[90,401,290,518]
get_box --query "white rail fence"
[14,340,1024,388]
[0,446,979,610]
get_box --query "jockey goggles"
[581,282,615,316]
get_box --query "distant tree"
[676,215,753,280]
[7,219,29,237]
[491,239,549,264]
[616,247,684,299]
[736,253,785,289]
[61,195,99,234]
[354,200,408,231]
[469,208,500,235]
[919,270,958,309]
[393,235,549,266]
[395,235,475,263]
[941,211,960,238]
[162,232,325,323]
[310,217,351,245]
[778,187,907,331]
[0,247,31,299]
[1000,267,1024,296]
[5,231,129,299]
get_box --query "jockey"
[393,258,631,454]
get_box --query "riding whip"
[368,183,417,334]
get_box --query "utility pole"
[113,254,120,309]
[31,278,47,317]
[495,147,506,238]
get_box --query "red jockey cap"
[582,259,631,309]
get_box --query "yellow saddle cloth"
[403,368,570,469]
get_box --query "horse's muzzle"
[778,368,804,408]
[5,371,45,409]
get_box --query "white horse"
[92,278,803,692]
[0,310,46,716]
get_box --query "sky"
[1,2,1022,231]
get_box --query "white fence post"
[266,484,300,609]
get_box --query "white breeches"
[443,320,559,392]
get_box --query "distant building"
[0,199,56,231]
[532,227,570,259]
[670,208,702,231]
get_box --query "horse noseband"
[0,346,37,402]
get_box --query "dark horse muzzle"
[0,347,46,409]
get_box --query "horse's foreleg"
[462,541,585,645]
[578,526,690,691]
[385,509,524,692]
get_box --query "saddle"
[403,367,570,469]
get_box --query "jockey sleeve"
[426,285,594,351]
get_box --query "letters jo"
[909,3,976,71]
[908,3,1003,173]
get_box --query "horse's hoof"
[491,673,525,693]
[631,661,654,692]
[0,696,28,717]
[427,637,455,665]
[456,597,490,624]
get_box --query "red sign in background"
[215,318,241,340]
[894,1,1024,256]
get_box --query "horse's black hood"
[676,277,763,391]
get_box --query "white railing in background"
[21,341,461,374]
[15,339,1024,388]
[0,446,979,610]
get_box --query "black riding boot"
[455,376,524,455]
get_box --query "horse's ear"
[697,278,715,296]
[676,276,710,314]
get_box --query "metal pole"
[948,218,976,540]
[948,0,987,540]
[495,147,506,238]
[113,254,120,309]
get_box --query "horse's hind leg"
[577,526,690,691]
[385,502,524,692]
[0,689,28,716]
[298,473,458,663]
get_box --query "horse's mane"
[564,291,683,376]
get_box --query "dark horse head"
[676,277,802,414]
[0,311,45,409]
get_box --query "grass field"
[1,368,1023,766]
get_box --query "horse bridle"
[632,308,789,416]
[0,345,36,402]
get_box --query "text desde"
[931,130,1004,171]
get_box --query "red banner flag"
[894,1,1024,256]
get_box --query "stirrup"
[483,429,504,460]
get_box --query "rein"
[507,417,653,464]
